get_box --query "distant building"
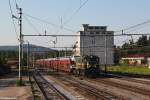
[74,24,114,65]
[121,54,150,67]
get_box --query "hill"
[0,44,55,52]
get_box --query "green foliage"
[0,51,18,64]
[121,59,129,66]
[34,95,41,100]
[16,79,23,86]
[114,46,121,65]
[121,35,150,54]
[114,36,150,65]
[107,66,150,75]
[136,35,148,46]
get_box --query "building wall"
[75,24,114,65]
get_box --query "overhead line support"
[22,33,150,37]
[18,8,23,81]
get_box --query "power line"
[24,15,41,35]
[23,33,150,37]
[23,13,76,33]
[14,0,19,9]
[8,0,19,40]
[63,0,89,25]
[124,23,150,34]
[115,19,150,33]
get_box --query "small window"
[89,27,93,29]
[96,32,99,34]
[90,32,94,34]
[95,27,99,29]
[80,31,84,35]
[92,40,94,44]
[101,27,106,29]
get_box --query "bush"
[16,79,23,86]
[120,59,129,66]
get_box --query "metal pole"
[32,53,34,68]
[65,47,67,57]
[18,30,21,78]
[27,41,29,68]
[19,8,22,81]
[105,34,107,73]
[26,41,30,79]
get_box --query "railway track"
[36,69,150,99]
[33,70,70,100]
[95,78,150,97]
[105,73,150,85]
[52,74,124,100]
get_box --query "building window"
[90,32,94,34]
[95,27,99,29]
[92,38,95,44]
[96,32,99,34]
[92,40,94,44]
[101,27,105,29]
[89,27,93,29]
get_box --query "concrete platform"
[0,86,32,100]
[0,76,32,100]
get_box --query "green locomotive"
[71,55,100,78]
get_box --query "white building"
[74,24,114,65]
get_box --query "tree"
[114,46,121,65]
[122,42,130,49]
[136,35,148,46]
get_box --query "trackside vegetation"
[106,66,150,75]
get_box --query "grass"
[16,79,23,86]
[106,66,150,75]
[34,95,41,100]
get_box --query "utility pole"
[12,6,23,81]
[32,52,34,68]
[19,8,23,81]
[27,41,30,68]
[104,34,107,73]
[65,47,67,57]
[26,41,30,79]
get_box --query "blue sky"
[0,0,150,47]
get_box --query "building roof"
[123,54,149,58]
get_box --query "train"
[35,55,100,78]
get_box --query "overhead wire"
[20,1,150,50]
[23,15,41,35]
[124,23,150,34]
[23,13,76,33]
[14,0,18,9]
[63,0,89,25]
[115,19,150,34]
[8,0,19,41]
